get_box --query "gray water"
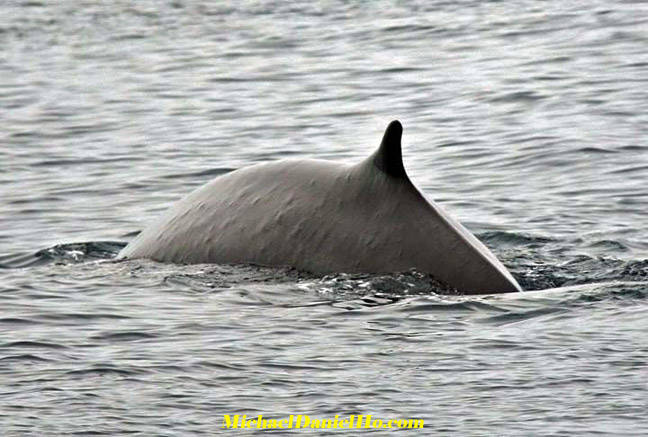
[2,0,648,435]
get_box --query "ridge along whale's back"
[119,121,522,295]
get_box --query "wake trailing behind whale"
[119,121,522,295]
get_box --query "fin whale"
[119,121,522,295]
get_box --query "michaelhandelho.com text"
[222,414,424,429]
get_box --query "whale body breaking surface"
[118,121,522,295]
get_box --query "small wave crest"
[0,241,126,269]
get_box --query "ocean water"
[1,0,647,435]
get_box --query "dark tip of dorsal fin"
[371,120,406,178]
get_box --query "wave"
[0,241,126,269]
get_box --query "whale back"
[119,121,521,294]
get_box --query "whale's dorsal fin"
[371,120,406,178]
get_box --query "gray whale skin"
[119,121,522,295]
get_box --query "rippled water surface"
[2,0,647,435]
